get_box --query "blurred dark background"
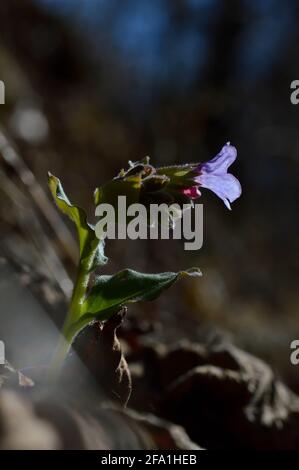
[0,0,299,391]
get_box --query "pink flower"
[182,186,201,199]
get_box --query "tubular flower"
[193,142,242,209]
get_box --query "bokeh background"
[1,0,299,391]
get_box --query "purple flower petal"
[197,142,237,174]
[197,173,242,210]
[194,142,241,209]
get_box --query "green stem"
[48,259,90,381]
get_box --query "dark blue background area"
[38,0,296,93]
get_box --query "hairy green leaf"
[65,267,201,337]
[48,173,107,266]
[94,174,142,207]
[83,267,201,318]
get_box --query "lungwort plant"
[48,143,241,377]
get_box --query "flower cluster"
[97,142,242,212]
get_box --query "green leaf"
[48,173,107,266]
[94,174,142,207]
[156,164,198,189]
[66,267,201,337]
[88,236,108,270]
[82,267,201,319]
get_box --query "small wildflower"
[193,142,242,209]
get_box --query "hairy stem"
[48,258,91,381]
